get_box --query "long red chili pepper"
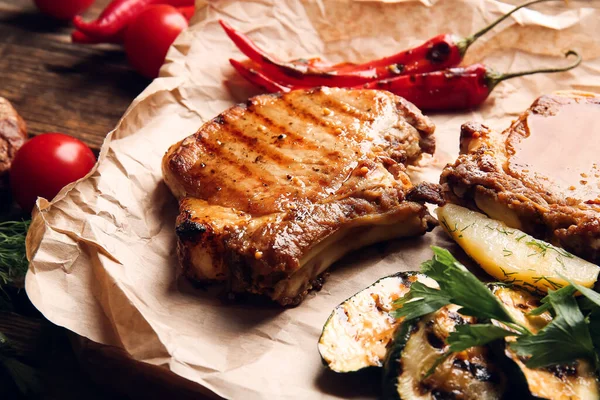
[229,60,292,93]
[232,51,581,111]
[73,0,193,39]
[72,5,194,44]
[223,0,562,87]
[336,0,561,73]
[362,50,581,111]
[71,30,122,44]
[219,20,379,87]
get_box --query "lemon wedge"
[436,204,600,291]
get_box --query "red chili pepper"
[71,3,193,44]
[73,0,193,40]
[362,50,581,111]
[176,5,194,21]
[219,20,379,87]
[334,0,559,74]
[231,51,581,111]
[229,59,293,93]
[223,0,561,87]
[71,29,123,44]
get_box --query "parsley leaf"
[568,281,600,354]
[396,247,600,374]
[447,324,514,352]
[528,285,576,316]
[511,287,596,368]
[422,247,516,323]
[569,281,600,309]
[589,309,600,353]
[392,281,450,320]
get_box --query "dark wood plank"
[0,2,167,398]
[73,336,219,400]
[0,0,149,149]
[1,311,126,400]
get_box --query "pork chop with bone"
[441,91,600,264]
[163,87,439,305]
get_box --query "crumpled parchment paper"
[24,0,600,398]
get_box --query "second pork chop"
[441,91,600,264]
[163,87,438,305]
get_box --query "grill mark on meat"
[227,108,345,184]
[309,90,377,123]
[220,113,295,166]
[289,91,378,144]
[276,97,364,175]
[248,101,357,176]
[279,95,341,135]
[183,166,251,204]
[193,129,277,191]
[246,107,324,152]
[162,88,439,305]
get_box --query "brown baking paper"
[24,0,600,398]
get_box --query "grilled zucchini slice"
[491,285,600,400]
[382,305,506,400]
[318,272,435,373]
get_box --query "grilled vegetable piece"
[491,285,600,400]
[318,272,435,373]
[382,304,506,400]
[436,204,600,292]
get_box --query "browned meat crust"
[0,98,27,184]
[441,91,600,264]
[164,87,437,305]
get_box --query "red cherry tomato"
[124,5,188,79]
[34,0,95,20]
[10,133,96,212]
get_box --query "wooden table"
[0,0,149,149]
[0,1,148,398]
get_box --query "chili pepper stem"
[456,0,564,57]
[485,50,581,90]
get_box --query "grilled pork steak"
[441,91,600,264]
[163,87,437,305]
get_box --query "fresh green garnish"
[394,247,521,329]
[392,281,451,320]
[394,246,600,373]
[527,285,575,316]
[526,238,574,259]
[570,280,600,356]
[0,220,30,287]
[0,221,40,398]
[447,324,514,352]
[512,287,595,368]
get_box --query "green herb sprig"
[394,246,600,373]
[0,220,39,397]
[0,220,30,287]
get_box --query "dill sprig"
[0,220,31,287]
